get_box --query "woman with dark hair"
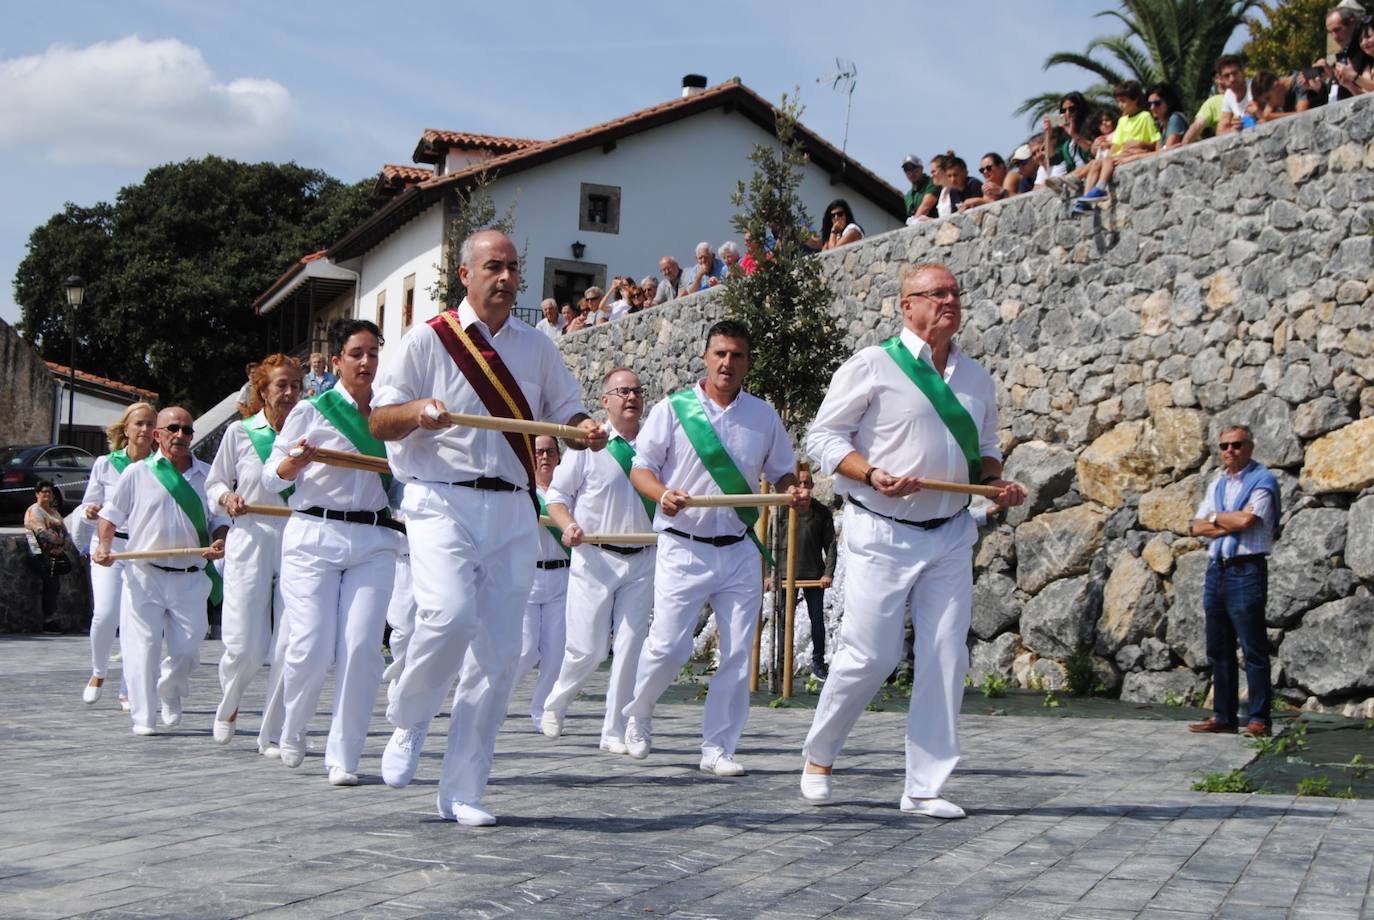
[958,151,1021,210]
[263,318,401,785]
[820,198,864,249]
[1333,20,1374,96]
[26,479,70,631]
[1147,82,1189,147]
[1042,91,1094,180]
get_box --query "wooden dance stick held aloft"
[241,504,292,519]
[681,493,795,509]
[107,547,213,561]
[912,478,1006,499]
[289,446,391,475]
[423,404,586,441]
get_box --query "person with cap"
[901,155,936,221]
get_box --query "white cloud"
[0,35,295,166]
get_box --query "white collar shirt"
[371,299,587,487]
[535,316,562,341]
[98,452,228,564]
[546,422,654,535]
[807,326,1001,523]
[1194,468,1276,560]
[261,382,390,513]
[80,452,142,548]
[632,382,796,538]
[535,485,567,560]
[207,411,290,509]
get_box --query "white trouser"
[385,553,416,669]
[511,565,569,723]
[623,533,761,759]
[803,505,976,799]
[256,612,289,750]
[279,515,397,773]
[121,562,210,731]
[387,483,536,808]
[216,517,286,723]
[544,544,655,743]
[88,535,129,696]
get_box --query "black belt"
[849,497,957,531]
[664,527,746,547]
[114,531,129,540]
[152,563,202,573]
[597,543,647,556]
[1212,554,1267,569]
[297,506,406,534]
[536,559,570,570]
[450,477,523,492]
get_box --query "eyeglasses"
[904,288,963,302]
[1061,104,1077,112]
[979,163,997,175]
[1218,441,1248,451]
[533,447,559,456]
[604,386,645,399]
[1147,98,1165,108]
[160,424,194,436]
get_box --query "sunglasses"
[1147,98,1165,108]
[979,164,997,174]
[161,424,194,436]
[1218,441,1248,451]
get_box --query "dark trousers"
[1203,557,1271,727]
[26,554,60,624]
[801,587,826,665]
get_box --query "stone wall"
[0,535,92,634]
[557,93,1374,716]
[0,318,55,445]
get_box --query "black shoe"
[811,663,828,681]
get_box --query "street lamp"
[63,276,84,446]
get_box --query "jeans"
[1202,557,1271,727]
[802,586,826,665]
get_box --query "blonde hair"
[245,354,303,416]
[105,401,157,452]
[900,262,954,289]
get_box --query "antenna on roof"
[817,58,857,176]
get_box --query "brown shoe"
[1242,720,1271,738]
[1188,716,1238,734]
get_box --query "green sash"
[536,492,571,557]
[880,336,982,485]
[667,388,774,566]
[242,417,294,502]
[310,389,392,492]
[147,455,223,604]
[605,434,658,526]
[107,449,131,474]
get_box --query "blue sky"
[1,1,1225,329]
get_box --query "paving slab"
[2,636,1371,919]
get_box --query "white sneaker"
[800,771,833,804]
[900,795,966,819]
[382,724,428,787]
[279,735,306,768]
[540,710,563,738]
[625,717,651,759]
[131,724,157,737]
[82,679,102,704]
[437,793,496,826]
[160,698,182,728]
[328,766,360,786]
[599,737,629,755]
[258,743,281,759]
[119,697,131,713]
[699,752,746,777]
[212,719,235,744]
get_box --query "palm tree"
[1017,0,1259,122]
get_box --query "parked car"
[0,445,96,524]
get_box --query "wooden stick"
[291,446,391,474]
[427,408,587,441]
[750,482,770,694]
[782,504,799,699]
[579,533,659,546]
[241,504,292,518]
[107,547,210,561]
[915,478,1004,499]
[792,579,828,589]
[681,493,794,509]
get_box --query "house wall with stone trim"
[555,93,1374,716]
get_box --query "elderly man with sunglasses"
[1188,425,1279,739]
[94,408,228,736]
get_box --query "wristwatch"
[1208,512,1218,525]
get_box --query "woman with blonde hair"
[207,353,303,752]
[78,401,157,707]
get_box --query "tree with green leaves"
[1243,0,1330,75]
[429,170,523,309]
[15,156,374,414]
[1017,0,1259,122]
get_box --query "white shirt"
[1195,468,1276,560]
[207,412,291,510]
[535,316,562,341]
[1222,88,1252,120]
[372,299,587,487]
[262,382,391,513]
[608,299,632,321]
[80,452,138,547]
[807,326,1001,523]
[632,382,796,539]
[547,422,654,535]
[535,486,567,561]
[99,452,228,565]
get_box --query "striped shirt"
[1195,469,1276,560]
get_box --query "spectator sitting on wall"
[1007,143,1039,193]
[1041,92,1094,183]
[719,241,742,277]
[820,199,864,250]
[1318,5,1369,101]
[1247,70,1320,122]
[579,286,603,327]
[302,352,336,398]
[536,298,563,341]
[933,153,982,218]
[1214,55,1250,134]
[638,276,659,308]
[1333,19,1374,96]
[1183,70,1230,144]
[682,241,726,294]
[740,230,769,274]
[1147,82,1191,147]
[603,277,635,322]
[956,152,1019,211]
[900,154,935,220]
[559,302,581,334]
[656,257,684,304]
[1074,82,1160,212]
[235,361,259,417]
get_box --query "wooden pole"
[107,547,210,561]
[241,504,291,518]
[750,480,770,693]
[427,407,588,441]
[682,493,793,509]
[292,446,391,475]
[916,478,1005,499]
[782,504,800,698]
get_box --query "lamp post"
[62,276,85,446]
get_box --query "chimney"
[681,74,708,98]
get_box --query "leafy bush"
[1192,770,1256,793]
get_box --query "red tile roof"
[252,250,327,311]
[412,130,540,164]
[46,362,158,401]
[372,164,434,199]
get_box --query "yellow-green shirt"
[1195,94,1224,131]
[1112,110,1162,155]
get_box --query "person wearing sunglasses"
[820,198,864,250]
[1073,81,1160,213]
[1040,91,1093,184]
[1188,425,1278,740]
[94,406,229,737]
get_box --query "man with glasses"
[798,263,1024,818]
[1188,425,1278,739]
[540,368,657,752]
[94,407,229,737]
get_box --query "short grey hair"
[1219,423,1254,442]
[458,229,511,269]
[1331,6,1363,27]
[639,276,657,288]
[694,241,713,257]
[540,298,557,309]
[718,241,740,259]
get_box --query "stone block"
[1077,422,1155,508]
[1299,417,1374,493]
[1165,550,1210,668]
[1141,534,1175,573]
[1138,474,1203,536]
[1280,596,1374,697]
[1097,551,1165,655]
[1020,574,1098,659]
[967,632,1020,684]
[1120,668,1206,704]
[970,572,1021,641]
[1293,395,1354,439]
[1347,495,1374,581]
[1014,504,1109,594]
[1266,508,1349,626]
[1002,440,1078,527]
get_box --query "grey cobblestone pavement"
[2,636,1371,919]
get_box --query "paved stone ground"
[2,636,1372,920]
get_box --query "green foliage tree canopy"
[1243,0,1330,76]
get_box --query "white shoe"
[699,752,746,777]
[599,737,628,755]
[900,795,966,819]
[119,697,131,712]
[212,719,235,745]
[800,771,833,804]
[437,793,496,826]
[328,766,360,786]
[131,724,157,737]
[82,679,102,704]
[382,724,428,787]
[625,717,651,759]
[540,710,563,738]
[279,735,306,768]
[258,744,281,759]
[160,698,182,728]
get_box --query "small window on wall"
[376,290,386,332]
[579,183,621,234]
[402,274,416,331]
